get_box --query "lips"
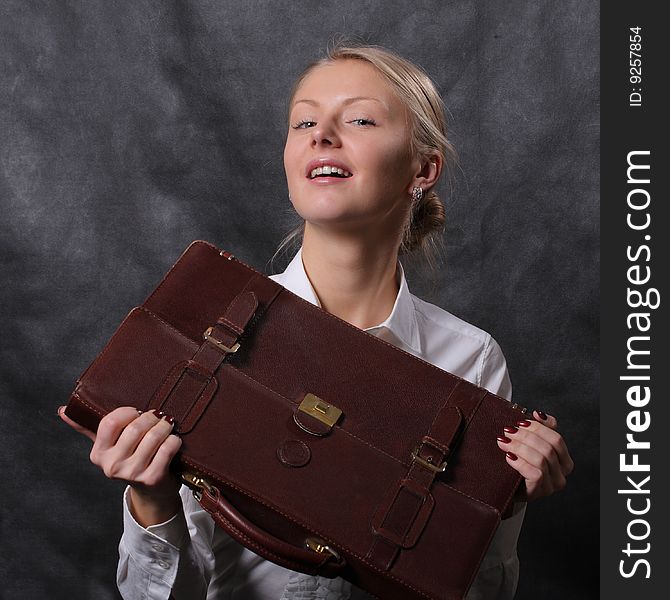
[305,158,353,179]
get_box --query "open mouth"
[308,165,352,179]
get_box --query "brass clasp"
[411,446,447,473]
[298,393,342,428]
[203,326,240,354]
[182,470,215,500]
[305,537,341,561]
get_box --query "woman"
[59,45,573,599]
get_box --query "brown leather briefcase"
[66,240,526,600]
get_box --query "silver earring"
[412,186,424,202]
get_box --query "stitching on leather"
[196,365,496,512]
[71,391,106,419]
[137,307,200,346]
[74,308,144,384]
[142,241,211,308]
[77,241,516,550]
[423,436,449,454]
[76,306,506,513]
[131,240,508,407]
[147,363,183,410]
[183,458,431,599]
[196,240,498,403]
[224,365,401,461]
[217,315,243,334]
[425,381,461,434]
[208,507,323,574]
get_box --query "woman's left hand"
[496,410,574,502]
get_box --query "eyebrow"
[292,96,387,109]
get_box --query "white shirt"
[117,247,526,600]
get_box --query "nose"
[311,118,341,148]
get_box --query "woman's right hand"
[58,406,183,527]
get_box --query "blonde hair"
[272,44,456,274]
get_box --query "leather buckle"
[411,442,447,473]
[203,326,240,354]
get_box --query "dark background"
[0,2,599,599]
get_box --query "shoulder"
[410,294,512,400]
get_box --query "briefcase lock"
[305,537,341,561]
[203,326,241,354]
[298,393,342,428]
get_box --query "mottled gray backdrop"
[0,1,599,598]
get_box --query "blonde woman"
[60,45,573,600]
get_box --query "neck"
[300,222,400,329]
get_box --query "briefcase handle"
[195,479,347,577]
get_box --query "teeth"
[309,165,352,179]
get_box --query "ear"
[409,153,442,194]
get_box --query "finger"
[93,407,145,452]
[527,416,574,477]
[502,429,566,493]
[532,410,558,430]
[112,410,166,458]
[140,434,183,487]
[499,449,546,501]
[515,419,573,477]
[128,415,176,473]
[58,406,97,442]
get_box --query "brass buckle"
[305,537,341,561]
[411,446,447,473]
[203,326,240,354]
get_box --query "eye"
[292,120,316,129]
[349,118,376,127]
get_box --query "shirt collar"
[272,246,421,353]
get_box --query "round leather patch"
[277,439,311,468]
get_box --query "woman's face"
[284,59,421,236]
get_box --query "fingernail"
[536,411,548,420]
[157,412,175,425]
[504,426,518,434]
[516,419,532,427]
[57,405,65,416]
[506,452,518,461]
[497,435,512,444]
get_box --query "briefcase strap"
[367,381,485,571]
[149,287,262,432]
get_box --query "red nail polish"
[506,452,518,461]
[504,426,518,434]
[497,435,512,444]
[537,411,548,420]
[516,420,532,427]
[158,412,175,424]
